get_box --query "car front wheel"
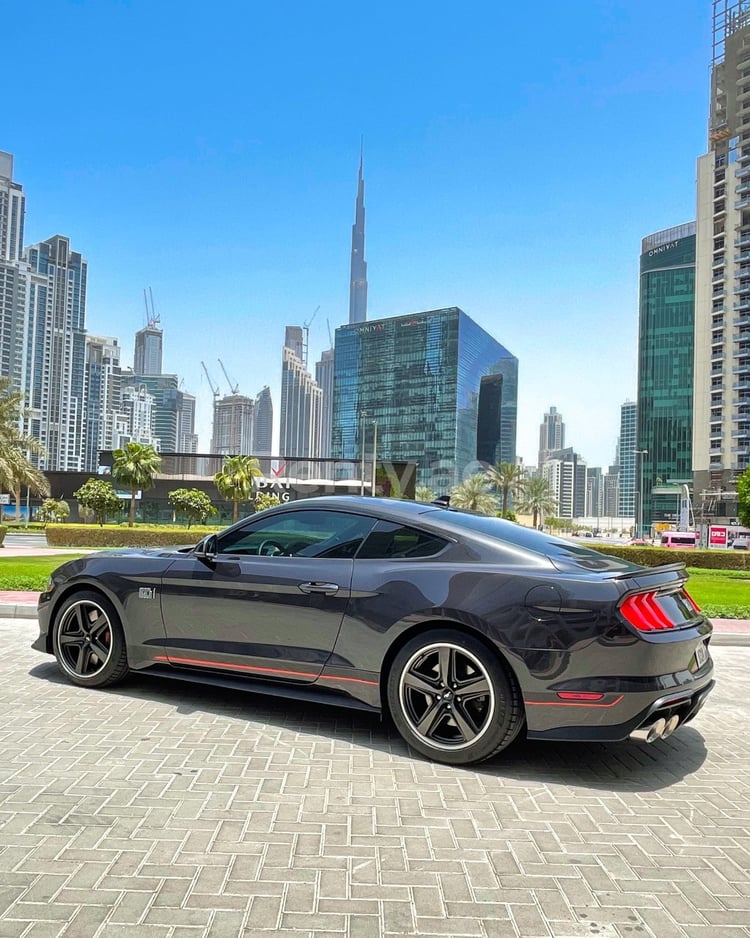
[387,629,524,765]
[51,590,129,688]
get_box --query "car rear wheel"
[387,629,524,765]
[52,591,129,688]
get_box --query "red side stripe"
[154,654,378,686]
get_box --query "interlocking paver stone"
[1,617,750,937]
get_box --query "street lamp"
[370,419,378,497]
[634,449,648,538]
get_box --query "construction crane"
[143,287,161,329]
[218,358,239,395]
[302,305,320,368]
[201,361,220,401]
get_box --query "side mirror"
[193,533,218,564]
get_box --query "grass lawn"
[0,556,746,619]
[685,568,750,618]
[0,555,87,591]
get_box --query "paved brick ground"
[1,618,749,938]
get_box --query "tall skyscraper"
[280,343,322,459]
[542,449,587,519]
[638,223,696,531]
[25,235,88,470]
[121,372,181,452]
[348,149,368,324]
[332,307,517,490]
[84,335,124,471]
[538,406,565,468]
[0,152,28,393]
[252,386,273,456]
[315,347,334,458]
[0,151,24,262]
[695,1,750,518]
[618,400,638,517]
[178,392,199,453]
[134,322,163,375]
[211,393,254,455]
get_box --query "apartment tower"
[695,0,750,519]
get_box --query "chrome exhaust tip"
[630,717,667,743]
[660,714,680,739]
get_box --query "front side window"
[217,510,376,558]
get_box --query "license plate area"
[693,640,710,671]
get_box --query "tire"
[386,628,524,765]
[51,590,130,688]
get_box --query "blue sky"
[4,0,711,468]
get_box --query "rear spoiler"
[611,562,686,580]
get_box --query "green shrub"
[45,523,222,548]
[587,544,750,571]
[0,524,6,547]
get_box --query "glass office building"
[332,307,518,490]
[637,223,696,530]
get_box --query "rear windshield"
[423,508,640,573]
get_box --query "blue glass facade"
[332,307,517,489]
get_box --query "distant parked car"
[629,538,650,546]
[732,537,749,550]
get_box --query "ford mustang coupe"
[33,496,714,765]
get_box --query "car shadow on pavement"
[29,661,708,793]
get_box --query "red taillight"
[620,591,677,631]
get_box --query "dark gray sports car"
[33,496,714,765]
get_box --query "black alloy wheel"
[387,628,524,765]
[52,590,129,688]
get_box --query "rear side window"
[357,520,448,560]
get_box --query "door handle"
[298,581,340,595]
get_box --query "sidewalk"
[2,591,748,644]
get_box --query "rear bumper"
[525,670,715,743]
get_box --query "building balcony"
[735,234,750,248]
[734,314,750,327]
[735,282,750,295]
[736,181,750,195]
[733,380,750,391]
[733,298,750,309]
[733,363,750,375]
[735,196,750,209]
[735,251,750,262]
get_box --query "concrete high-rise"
[0,151,24,262]
[618,400,638,518]
[0,152,29,394]
[179,392,199,453]
[280,342,322,459]
[211,393,254,455]
[638,223,696,530]
[134,323,163,375]
[24,235,88,470]
[315,347,334,458]
[84,335,124,471]
[348,149,368,324]
[695,1,750,519]
[252,386,273,456]
[538,406,565,468]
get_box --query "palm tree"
[517,476,558,529]
[449,473,498,515]
[484,461,525,518]
[0,378,50,520]
[112,442,162,527]
[415,485,436,503]
[5,448,50,521]
[214,455,262,523]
